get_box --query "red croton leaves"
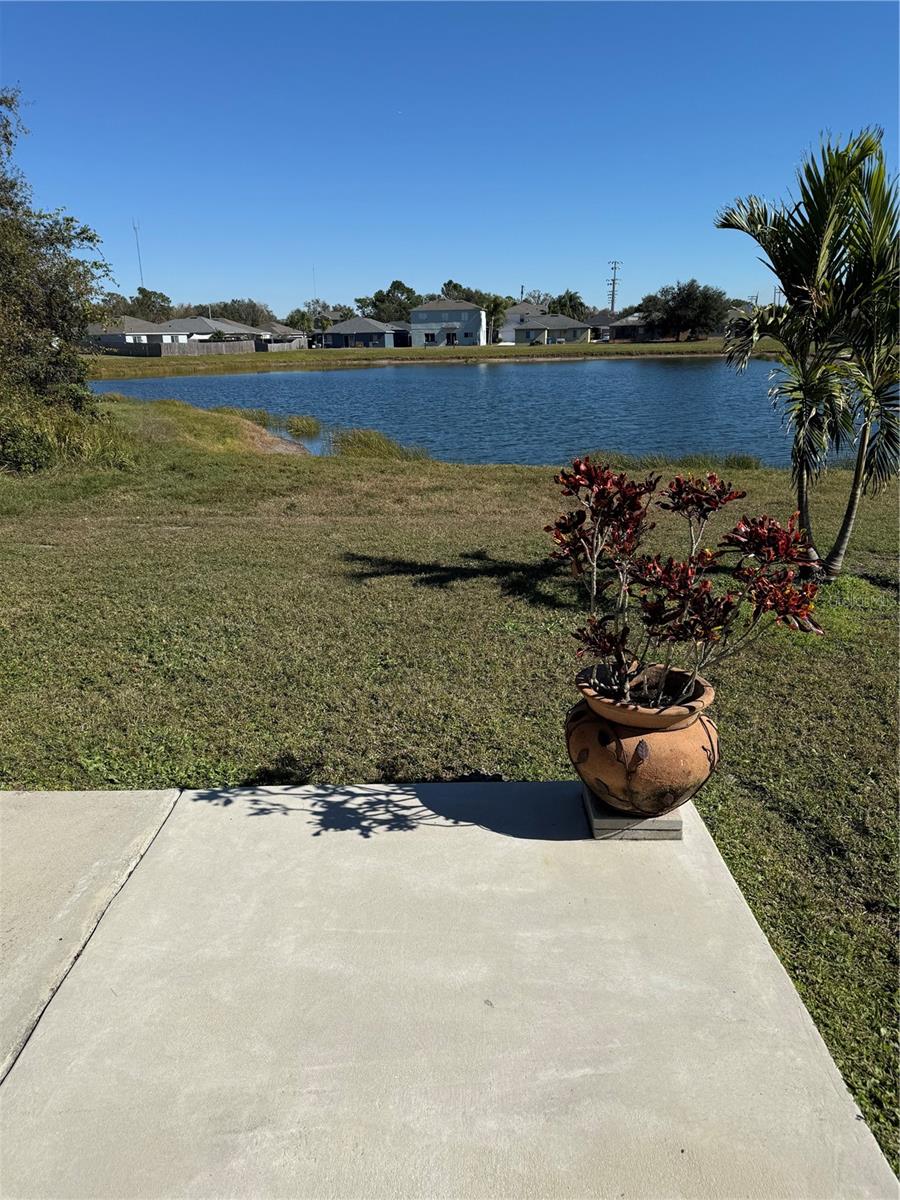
[634,554,741,645]
[720,511,809,564]
[657,472,747,523]
[573,614,629,658]
[548,458,824,701]
[545,457,658,566]
[739,567,822,631]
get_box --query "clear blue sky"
[2,1,897,315]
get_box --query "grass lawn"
[85,337,779,380]
[1,399,896,1165]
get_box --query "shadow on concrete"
[187,781,590,841]
[343,549,577,609]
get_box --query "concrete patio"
[0,783,895,1199]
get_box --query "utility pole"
[520,283,525,301]
[607,260,622,315]
[132,218,144,288]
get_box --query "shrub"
[332,427,430,460]
[547,457,822,704]
[0,393,133,473]
[284,414,322,439]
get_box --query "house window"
[464,331,472,339]
[424,333,436,343]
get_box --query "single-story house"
[308,311,350,348]
[389,321,412,348]
[410,299,486,347]
[86,316,189,347]
[609,313,650,342]
[498,301,547,344]
[585,311,615,341]
[324,317,395,349]
[513,313,591,345]
[156,317,268,341]
[258,321,308,348]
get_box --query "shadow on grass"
[188,778,589,840]
[343,549,577,609]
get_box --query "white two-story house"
[410,299,486,347]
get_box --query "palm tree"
[716,131,883,562]
[820,151,899,577]
[549,290,588,322]
[483,294,508,345]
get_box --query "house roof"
[503,302,547,319]
[87,316,169,335]
[389,321,412,331]
[158,316,265,335]
[518,313,591,330]
[328,317,393,334]
[610,312,647,327]
[260,321,306,337]
[411,299,484,312]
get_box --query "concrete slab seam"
[0,788,184,1088]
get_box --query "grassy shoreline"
[0,399,896,1164]
[85,337,779,380]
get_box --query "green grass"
[0,398,896,1164]
[590,449,763,471]
[85,337,781,380]
[332,427,430,460]
[210,405,274,427]
[284,414,322,439]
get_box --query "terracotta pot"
[565,665,719,817]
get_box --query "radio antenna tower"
[607,260,622,315]
[132,219,144,287]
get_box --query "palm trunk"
[822,423,870,579]
[797,464,819,562]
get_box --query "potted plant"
[546,458,822,817]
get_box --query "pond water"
[91,357,788,466]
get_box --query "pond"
[91,357,789,466]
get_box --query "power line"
[132,218,144,288]
[607,260,622,315]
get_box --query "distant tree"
[440,279,472,302]
[169,302,200,320]
[355,280,422,322]
[524,289,552,308]
[207,298,275,327]
[283,307,313,331]
[93,291,130,321]
[548,290,588,322]
[167,298,275,327]
[128,287,173,323]
[637,280,729,341]
[282,299,356,338]
[0,87,109,400]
